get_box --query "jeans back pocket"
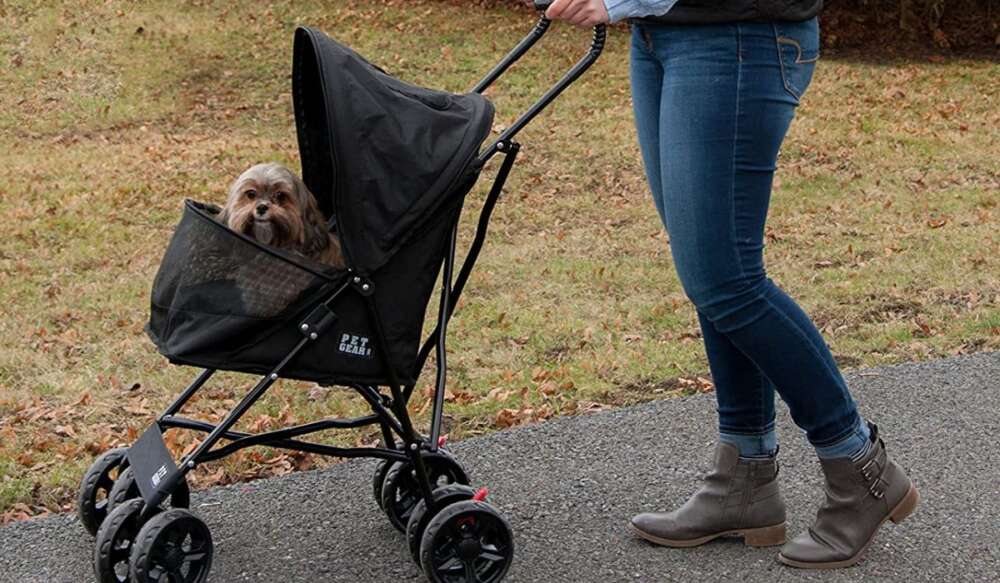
[774,18,820,102]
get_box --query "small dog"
[220,163,345,269]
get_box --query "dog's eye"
[243,189,256,200]
[274,192,287,203]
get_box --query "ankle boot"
[778,422,920,569]
[629,441,787,547]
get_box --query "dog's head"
[220,163,329,254]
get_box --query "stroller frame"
[139,14,607,521]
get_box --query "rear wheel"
[78,447,129,536]
[419,500,514,583]
[406,484,477,564]
[380,451,469,532]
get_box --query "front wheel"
[78,447,129,536]
[130,508,214,583]
[93,498,153,583]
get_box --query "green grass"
[1,0,997,519]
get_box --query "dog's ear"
[296,176,330,256]
[217,175,243,224]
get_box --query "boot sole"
[629,521,787,548]
[777,485,920,569]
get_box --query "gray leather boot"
[630,441,787,547]
[778,422,919,569]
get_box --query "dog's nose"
[255,203,269,216]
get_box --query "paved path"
[2,352,998,582]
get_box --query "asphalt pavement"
[1,351,998,582]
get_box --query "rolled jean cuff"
[720,429,777,458]
[813,416,871,460]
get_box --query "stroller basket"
[147,199,461,386]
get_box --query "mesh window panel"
[152,202,334,320]
[146,200,345,375]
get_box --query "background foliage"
[483,0,1000,50]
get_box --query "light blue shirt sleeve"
[603,0,681,24]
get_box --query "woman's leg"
[631,23,778,458]
[650,19,866,452]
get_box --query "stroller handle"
[474,7,607,163]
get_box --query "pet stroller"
[77,4,605,583]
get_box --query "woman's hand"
[543,0,609,28]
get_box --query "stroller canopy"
[292,27,496,275]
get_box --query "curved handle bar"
[474,12,607,163]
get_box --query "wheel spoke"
[464,560,481,583]
[479,550,504,563]
[167,528,186,550]
[151,565,173,583]
[183,551,208,563]
[436,556,464,574]
[97,474,115,491]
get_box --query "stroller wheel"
[78,447,129,536]
[372,459,394,510]
[380,451,470,533]
[130,508,214,583]
[419,500,514,583]
[107,467,191,516]
[94,498,155,583]
[406,484,477,565]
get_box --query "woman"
[541,0,919,569]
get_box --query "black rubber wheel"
[107,467,191,516]
[372,460,394,510]
[78,447,129,536]
[419,500,514,583]
[93,498,155,583]
[380,451,470,533]
[406,484,477,565]
[130,508,214,583]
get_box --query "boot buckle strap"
[860,457,882,481]
[869,476,887,499]
[860,458,888,498]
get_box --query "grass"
[1,0,997,520]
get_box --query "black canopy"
[292,27,495,275]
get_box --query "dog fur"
[219,163,345,269]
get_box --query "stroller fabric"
[293,26,495,275]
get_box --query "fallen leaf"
[54,425,77,438]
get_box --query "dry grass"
[1,0,997,520]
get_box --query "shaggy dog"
[219,163,345,269]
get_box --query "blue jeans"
[629,18,862,449]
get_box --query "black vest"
[638,0,823,24]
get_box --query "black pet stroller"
[77,4,605,583]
